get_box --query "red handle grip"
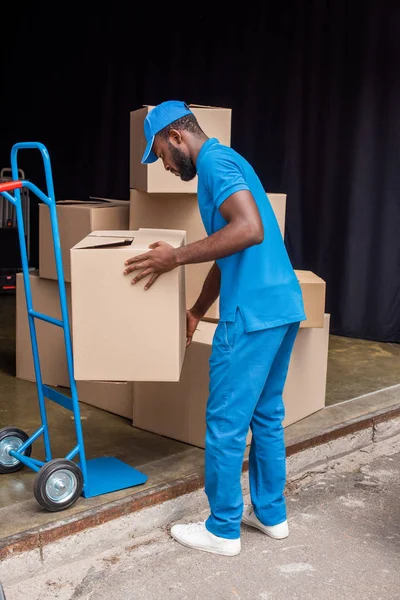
[0,180,22,193]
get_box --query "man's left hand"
[124,241,178,289]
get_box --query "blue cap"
[141,101,193,164]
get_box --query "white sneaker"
[170,521,241,556]
[242,505,289,539]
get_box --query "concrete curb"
[1,402,400,577]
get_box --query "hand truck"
[0,142,147,512]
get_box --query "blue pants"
[205,310,300,539]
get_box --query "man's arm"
[124,189,263,289]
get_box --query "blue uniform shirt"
[196,138,306,332]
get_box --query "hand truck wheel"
[33,459,83,511]
[0,427,32,474]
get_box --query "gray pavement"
[4,435,400,600]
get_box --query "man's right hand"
[186,309,202,347]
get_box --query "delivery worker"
[124,101,305,556]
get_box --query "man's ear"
[168,128,182,144]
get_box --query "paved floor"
[326,334,400,405]
[3,434,400,600]
[1,294,400,540]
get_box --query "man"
[124,101,305,556]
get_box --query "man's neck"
[190,135,209,167]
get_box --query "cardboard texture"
[16,271,72,387]
[77,381,133,419]
[296,271,326,328]
[132,315,330,448]
[282,313,330,427]
[129,189,218,318]
[70,228,186,382]
[39,199,129,282]
[130,104,232,193]
[132,322,251,448]
[267,193,286,238]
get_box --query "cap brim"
[141,136,158,164]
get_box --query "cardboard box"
[132,314,330,448]
[16,273,134,414]
[129,189,218,318]
[130,104,232,193]
[16,271,72,387]
[70,228,186,382]
[201,270,326,330]
[296,271,326,328]
[133,322,251,448]
[39,199,129,282]
[283,314,330,426]
[267,193,286,238]
[128,191,287,319]
[77,381,133,419]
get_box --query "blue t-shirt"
[196,138,306,332]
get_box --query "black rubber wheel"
[33,459,83,512]
[0,427,32,474]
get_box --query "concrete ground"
[2,292,400,542]
[3,433,400,600]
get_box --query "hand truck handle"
[11,142,55,205]
[0,180,23,193]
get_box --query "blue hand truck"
[0,143,147,511]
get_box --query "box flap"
[72,232,136,250]
[188,104,229,110]
[51,199,127,209]
[295,270,326,285]
[73,229,186,251]
[143,103,229,110]
[136,228,186,248]
[89,197,129,206]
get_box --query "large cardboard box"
[70,228,186,382]
[77,381,133,419]
[39,199,129,282]
[133,322,251,448]
[296,271,326,328]
[128,191,287,319]
[16,271,72,387]
[130,104,232,193]
[132,314,330,447]
[129,189,218,318]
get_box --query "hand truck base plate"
[79,457,148,498]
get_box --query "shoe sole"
[242,515,289,540]
[170,531,241,556]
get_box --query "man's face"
[152,132,197,181]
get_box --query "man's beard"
[169,143,197,181]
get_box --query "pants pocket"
[224,320,237,352]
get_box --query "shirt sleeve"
[202,152,250,209]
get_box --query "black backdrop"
[1,1,399,342]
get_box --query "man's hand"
[186,309,202,347]
[124,241,178,290]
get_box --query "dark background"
[1,1,399,341]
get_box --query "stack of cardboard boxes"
[15,104,330,451]
[15,199,135,418]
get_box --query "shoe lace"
[185,521,206,533]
